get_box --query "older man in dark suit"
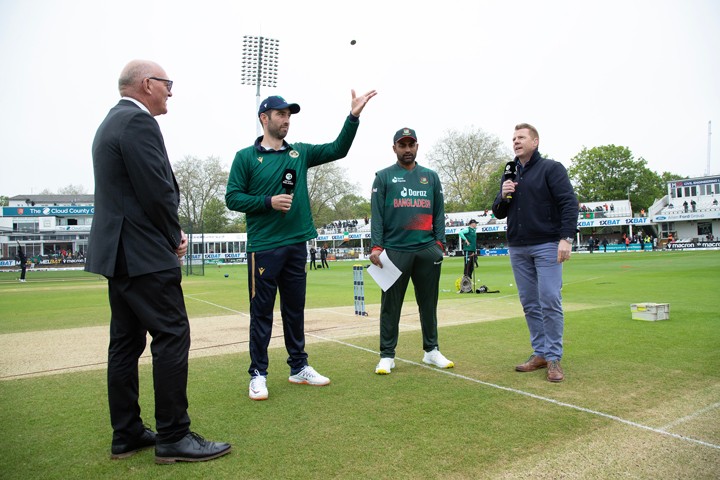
[86,59,230,464]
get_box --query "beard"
[396,152,416,165]
[267,121,288,140]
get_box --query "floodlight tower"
[707,120,712,177]
[241,35,280,137]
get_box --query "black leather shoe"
[111,427,157,459]
[155,432,231,464]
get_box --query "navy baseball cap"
[393,127,417,143]
[258,95,300,116]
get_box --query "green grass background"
[1,251,719,479]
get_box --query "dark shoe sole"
[110,445,154,459]
[515,364,547,372]
[155,446,231,464]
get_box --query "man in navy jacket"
[492,123,578,382]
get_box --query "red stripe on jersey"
[405,213,433,231]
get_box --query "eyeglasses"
[147,76,173,92]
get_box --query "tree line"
[20,128,683,231]
[172,131,681,233]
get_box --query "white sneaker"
[423,348,454,369]
[375,357,395,375]
[288,366,330,386]
[249,375,268,401]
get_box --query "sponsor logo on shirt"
[400,187,428,198]
[289,151,299,158]
[391,176,406,183]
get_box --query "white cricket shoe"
[375,357,395,375]
[249,374,268,401]
[423,348,454,369]
[288,366,330,386]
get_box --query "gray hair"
[118,60,157,95]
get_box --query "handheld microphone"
[281,168,296,194]
[503,161,517,200]
[280,169,296,216]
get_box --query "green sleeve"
[370,171,385,248]
[225,149,268,214]
[305,117,360,168]
[433,171,446,244]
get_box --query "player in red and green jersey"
[369,128,454,375]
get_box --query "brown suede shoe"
[515,355,547,372]
[547,360,564,382]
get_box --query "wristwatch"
[562,237,574,243]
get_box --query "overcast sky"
[1,0,718,200]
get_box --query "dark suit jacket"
[86,99,182,278]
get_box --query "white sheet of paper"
[367,250,402,292]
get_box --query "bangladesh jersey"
[370,162,445,251]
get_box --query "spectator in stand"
[683,201,689,212]
[691,200,696,212]
[610,203,615,212]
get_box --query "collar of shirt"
[254,135,291,152]
[121,96,150,114]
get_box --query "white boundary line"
[183,294,250,317]
[659,402,720,432]
[308,332,720,451]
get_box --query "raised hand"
[350,89,378,117]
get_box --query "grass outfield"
[0,251,719,478]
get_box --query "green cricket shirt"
[459,226,477,252]
[226,116,359,252]
[370,162,446,251]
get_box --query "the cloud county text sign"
[2,206,94,216]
